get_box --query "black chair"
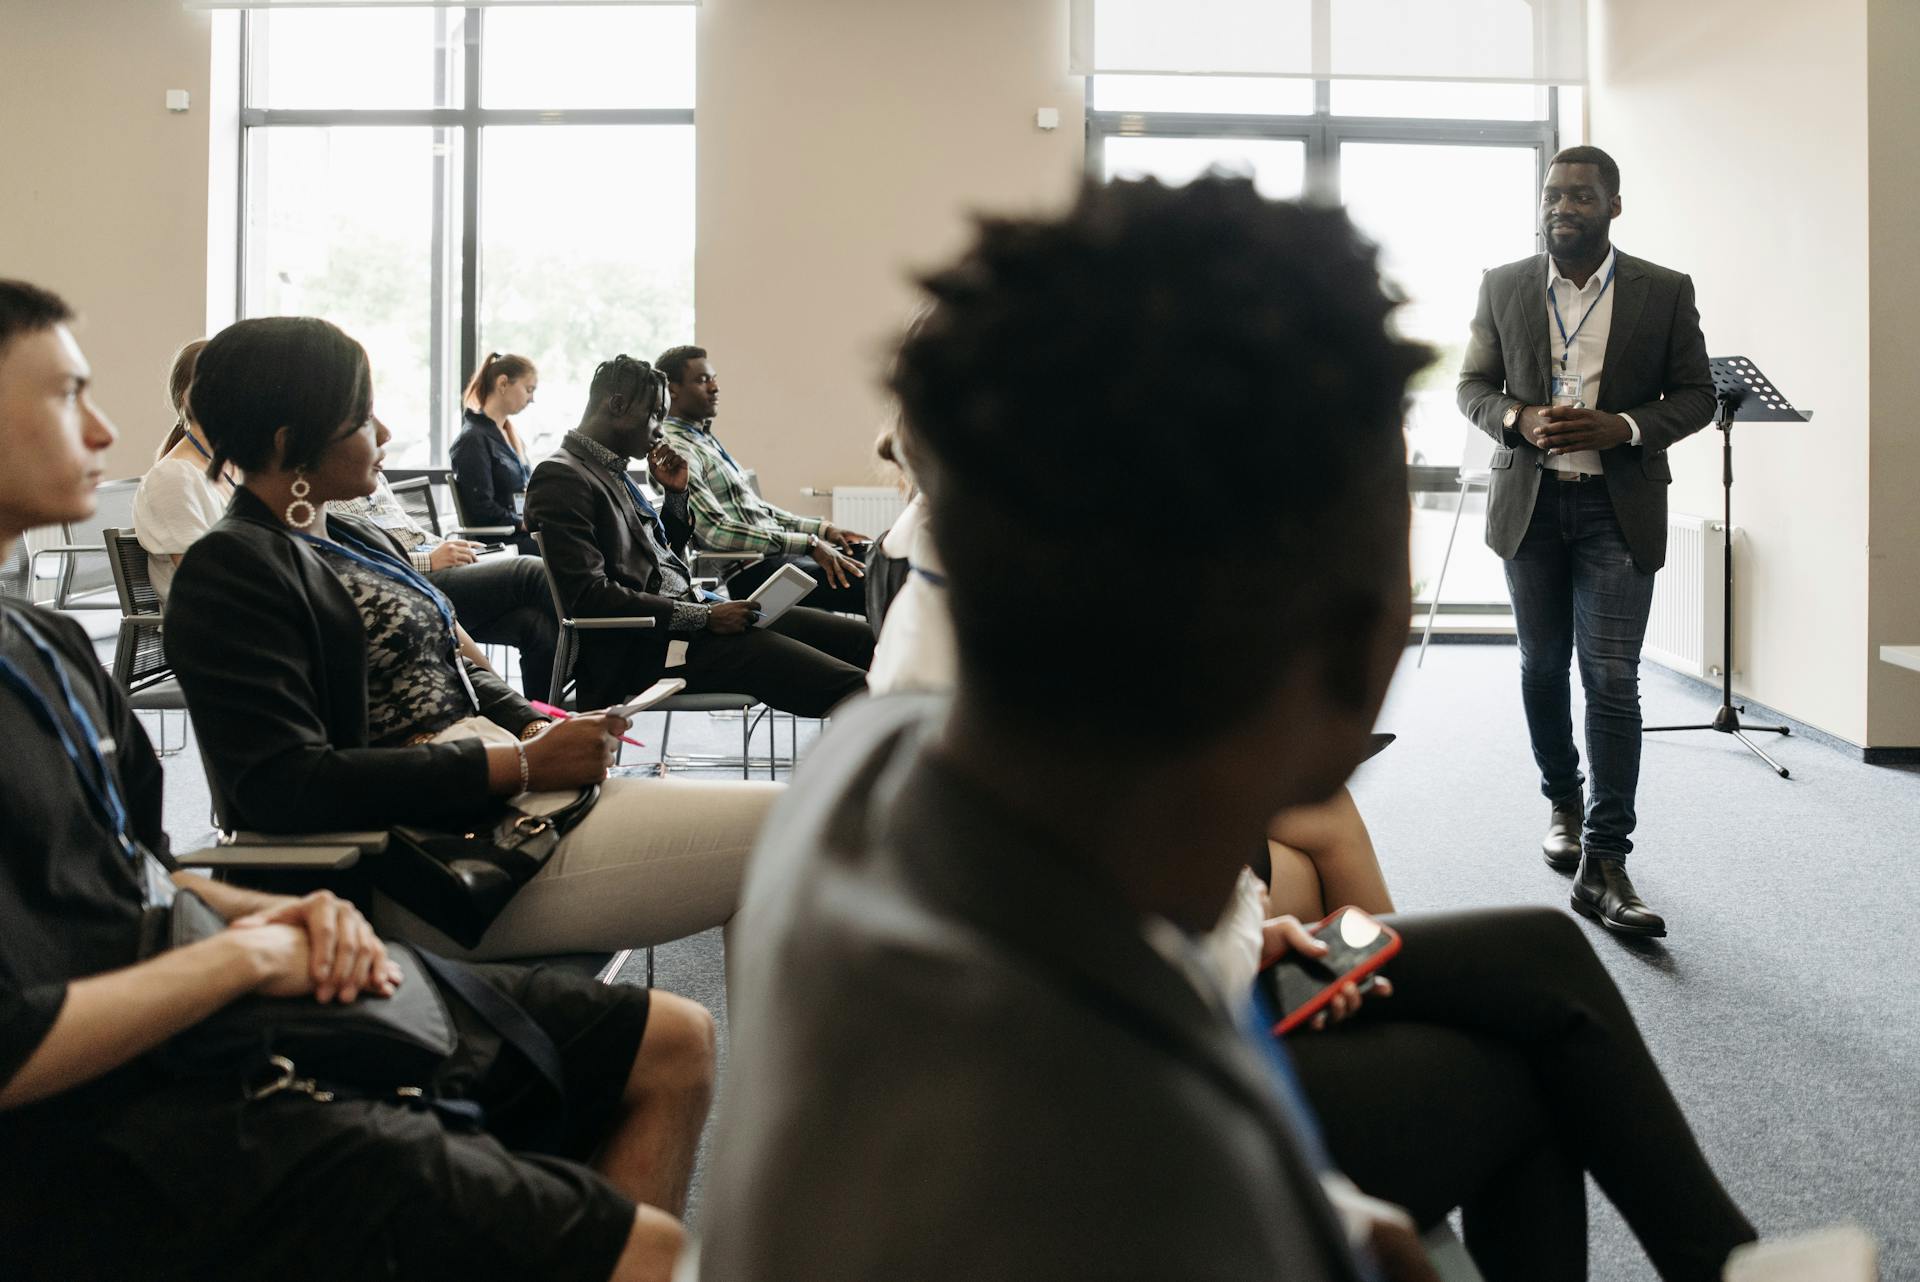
[528,531,769,778]
[447,480,516,542]
[387,476,444,540]
[102,528,188,754]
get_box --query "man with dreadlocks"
[525,355,873,719]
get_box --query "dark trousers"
[1290,908,1755,1282]
[680,605,873,718]
[428,554,559,703]
[725,551,871,619]
[1503,477,1657,860]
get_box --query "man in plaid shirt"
[655,346,872,619]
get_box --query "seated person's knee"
[636,991,717,1098]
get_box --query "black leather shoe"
[1542,792,1583,872]
[1570,857,1667,937]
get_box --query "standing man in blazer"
[1458,146,1716,937]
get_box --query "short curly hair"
[891,176,1430,743]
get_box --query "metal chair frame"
[529,531,770,778]
[101,528,187,755]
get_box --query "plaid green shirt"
[659,415,824,555]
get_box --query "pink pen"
[528,701,646,749]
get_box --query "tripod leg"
[1732,730,1790,778]
[1417,478,1473,669]
[1644,723,1716,733]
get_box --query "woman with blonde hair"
[132,337,235,599]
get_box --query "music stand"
[1644,356,1808,778]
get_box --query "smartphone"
[605,678,687,719]
[1254,907,1402,1037]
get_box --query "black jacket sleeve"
[1457,267,1523,447]
[167,525,497,833]
[1620,273,1716,453]
[524,460,678,626]
[451,431,522,531]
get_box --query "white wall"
[0,0,216,473]
[1588,0,1889,745]
[695,0,1084,516]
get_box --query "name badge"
[1550,370,1584,408]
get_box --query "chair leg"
[646,944,656,988]
[657,710,673,777]
[740,704,750,780]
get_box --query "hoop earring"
[285,469,317,529]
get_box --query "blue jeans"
[1503,477,1656,861]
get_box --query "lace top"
[315,548,471,744]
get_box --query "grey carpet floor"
[154,654,1918,1278]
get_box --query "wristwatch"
[1503,403,1525,431]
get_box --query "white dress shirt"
[1543,246,1641,475]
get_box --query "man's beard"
[1545,220,1607,263]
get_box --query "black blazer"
[524,438,695,709]
[450,409,533,549]
[1457,250,1715,572]
[166,487,539,833]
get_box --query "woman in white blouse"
[134,339,236,600]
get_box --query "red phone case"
[1267,907,1403,1037]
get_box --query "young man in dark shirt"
[0,280,704,1282]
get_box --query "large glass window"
[1088,73,1555,611]
[238,5,695,464]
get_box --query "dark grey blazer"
[1456,250,1715,572]
[698,695,1362,1282]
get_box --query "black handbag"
[380,785,601,950]
[148,889,457,1088]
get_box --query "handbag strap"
[413,949,572,1154]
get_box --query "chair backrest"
[528,530,581,706]
[102,528,173,692]
[0,536,28,602]
[386,476,442,539]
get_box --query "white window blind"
[1071,0,1587,86]
[185,1,692,9]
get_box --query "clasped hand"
[1521,404,1631,455]
[229,890,401,1005]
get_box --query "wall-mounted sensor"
[166,90,191,113]
[1036,107,1060,131]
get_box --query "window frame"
[1087,82,1561,616]
[235,6,696,463]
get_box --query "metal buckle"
[512,813,553,837]
[245,1055,335,1104]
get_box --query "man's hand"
[809,539,865,590]
[230,890,398,1004]
[521,712,629,788]
[1538,405,1632,454]
[820,522,868,549]
[1322,1180,1442,1282]
[705,601,761,634]
[1259,914,1391,1031]
[429,539,481,571]
[648,440,690,493]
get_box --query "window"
[1089,74,1555,612]
[238,5,696,466]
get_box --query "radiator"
[1643,512,1728,680]
[827,486,908,537]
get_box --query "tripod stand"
[1644,356,1807,778]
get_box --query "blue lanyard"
[910,564,948,589]
[0,612,142,875]
[295,525,478,708]
[1548,259,1616,370]
[620,473,673,548]
[182,430,239,486]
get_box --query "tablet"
[607,677,687,719]
[745,562,817,628]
